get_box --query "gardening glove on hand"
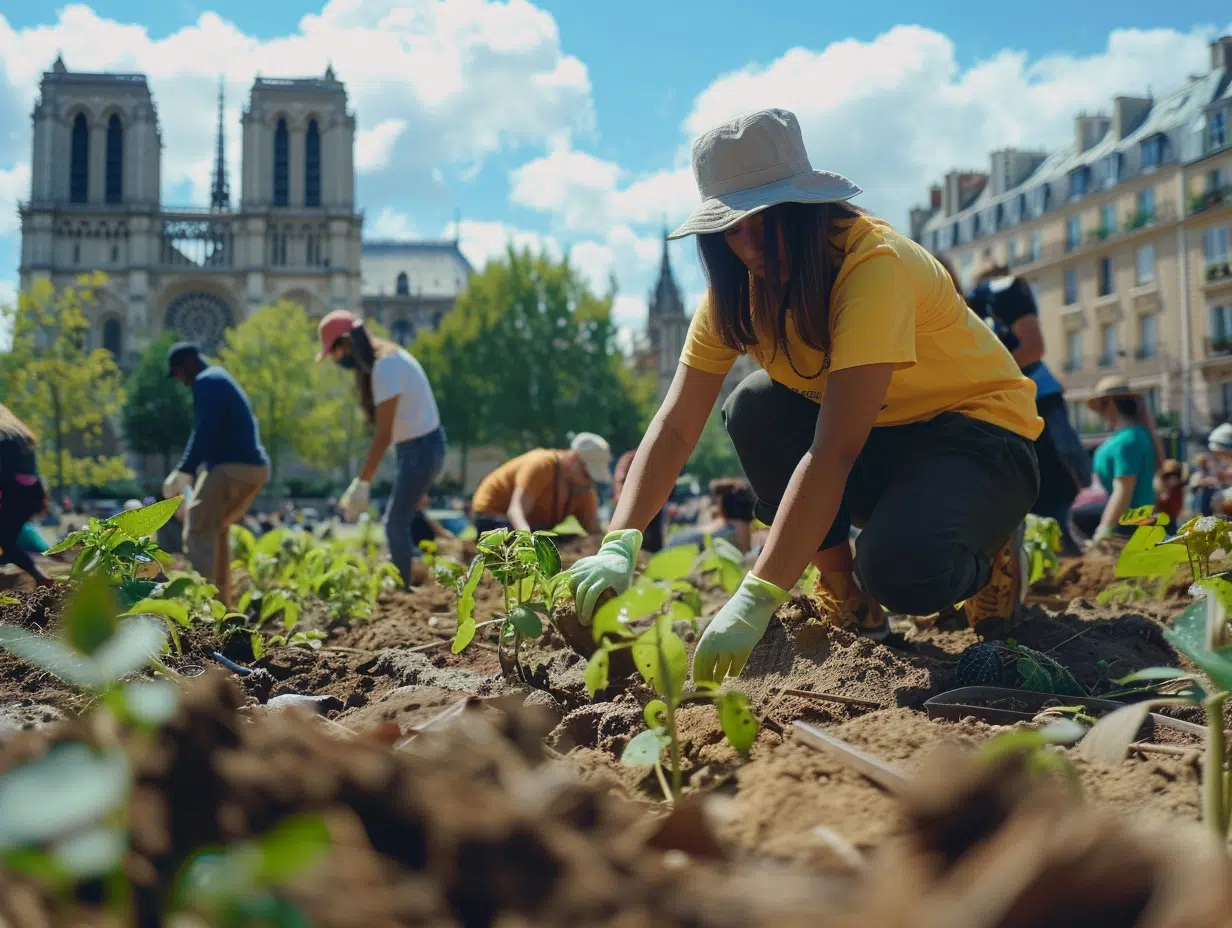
[339,478,370,521]
[567,529,641,625]
[162,471,192,499]
[1086,524,1114,552]
[694,573,790,685]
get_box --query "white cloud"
[0,161,30,235]
[366,206,419,239]
[446,218,560,270]
[355,118,407,173]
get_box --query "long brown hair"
[0,404,36,444]
[336,325,399,426]
[697,201,864,379]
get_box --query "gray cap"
[166,342,203,377]
[1209,422,1232,452]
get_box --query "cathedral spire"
[210,77,230,211]
[648,229,684,319]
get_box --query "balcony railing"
[1207,336,1232,357]
[1060,346,1172,376]
[1008,201,1179,270]
[1206,260,1232,285]
[1189,185,1232,215]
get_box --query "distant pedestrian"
[317,311,446,587]
[163,343,269,604]
[0,404,52,587]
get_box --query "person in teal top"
[1070,376,1164,546]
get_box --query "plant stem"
[665,696,682,802]
[1203,692,1229,842]
[653,759,673,804]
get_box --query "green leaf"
[62,576,120,656]
[531,533,562,579]
[158,576,198,600]
[1080,700,1162,765]
[250,632,266,660]
[1116,667,1189,685]
[254,814,332,884]
[122,681,180,726]
[456,554,486,629]
[550,514,586,536]
[620,728,671,767]
[717,690,759,752]
[125,598,190,627]
[1165,600,1232,692]
[0,626,103,688]
[1115,525,1188,578]
[593,582,670,642]
[669,600,697,622]
[106,497,182,539]
[117,579,159,609]
[1196,575,1232,614]
[281,600,302,633]
[45,530,89,556]
[507,604,543,637]
[670,580,702,617]
[583,648,610,696]
[645,545,700,582]
[0,744,129,845]
[92,617,168,683]
[643,699,668,728]
[452,618,476,654]
[632,616,688,701]
[708,535,744,566]
[51,825,126,879]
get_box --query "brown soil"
[1032,551,1194,603]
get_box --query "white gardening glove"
[162,471,192,499]
[566,529,641,624]
[693,573,790,685]
[339,478,370,521]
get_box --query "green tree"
[217,300,342,493]
[685,408,744,484]
[0,274,132,494]
[122,332,194,475]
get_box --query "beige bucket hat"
[1085,375,1142,411]
[668,108,862,240]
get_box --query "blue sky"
[1,1,1230,338]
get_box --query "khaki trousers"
[183,463,268,605]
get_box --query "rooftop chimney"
[1213,35,1232,71]
[930,185,942,209]
[1112,96,1151,140]
[1074,114,1111,154]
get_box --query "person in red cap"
[317,310,446,587]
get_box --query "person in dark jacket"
[968,266,1091,554]
[162,343,269,604]
[0,405,52,587]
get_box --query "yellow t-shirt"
[471,449,599,529]
[680,216,1043,440]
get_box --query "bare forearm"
[610,412,695,532]
[1012,345,1043,367]
[1099,484,1133,531]
[752,449,850,590]
[358,434,391,482]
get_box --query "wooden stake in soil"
[781,688,883,710]
[791,720,909,795]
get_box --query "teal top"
[1093,425,1156,510]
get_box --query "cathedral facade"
[17,58,364,366]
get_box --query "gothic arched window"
[102,318,123,357]
[396,272,409,296]
[105,114,123,204]
[70,113,89,203]
[273,118,289,207]
[305,119,321,207]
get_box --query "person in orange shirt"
[566,109,1041,683]
[471,433,609,534]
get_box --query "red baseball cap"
[316,310,359,361]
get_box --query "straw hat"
[667,109,861,240]
[1085,375,1142,411]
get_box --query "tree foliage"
[0,274,131,493]
[122,332,194,474]
[414,248,655,465]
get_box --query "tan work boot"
[963,523,1027,633]
[812,571,890,642]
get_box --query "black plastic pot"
[923,686,1207,739]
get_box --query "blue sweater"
[176,366,268,474]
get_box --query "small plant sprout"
[1081,599,1232,842]
[1022,514,1063,585]
[417,538,467,588]
[450,528,568,678]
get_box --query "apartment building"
[912,36,1232,439]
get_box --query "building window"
[1143,386,1161,416]
[1136,244,1155,285]
[1009,193,1025,225]
[1099,202,1116,236]
[1064,267,1078,305]
[1029,230,1042,262]
[396,272,409,296]
[1210,111,1227,150]
[1065,215,1081,251]
[1068,167,1089,200]
[959,252,975,291]
[1209,168,1227,194]
[273,118,289,207]
[1205,226,1230,265]
[268,227,288,266]
[1221,381,1232,418]
[110,244,118,264]
[72,243,80,264]
[959,215,974,245]
[1028,185,1050,218]
[306,231,322,266]
[70,113,89,204]
[1065,330,1082,372]
[1210,306,1232,351]
[1098,256,1114,296]
[305,119,321,208]
[1136,187,1155,221]
[1100,322,1118,367]
[1067,400,1088,431]
[1096,154,1122,188]
[1138,314,1158,359]
[1140,135,1166,170]
[102,318,123,358]
[1007,238,1019,265]
[104,115,123,204]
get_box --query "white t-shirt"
[370,349,441,444]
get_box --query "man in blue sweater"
[162,343,269,604]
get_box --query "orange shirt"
[471,449,598,529]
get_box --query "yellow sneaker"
[812,571,889,641]
[963,524,1027,630]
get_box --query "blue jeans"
[384,427,446,586]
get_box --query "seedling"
[46,497,181,599]
[417,538,467,587]
[450,528,568,678]
[1022,514,1063,585]
[954,640,1083,696]
[1082,599,1232,843]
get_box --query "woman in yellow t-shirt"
[566,109,1041,684]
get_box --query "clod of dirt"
[550,591,635,682]
[0,583,65,629]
